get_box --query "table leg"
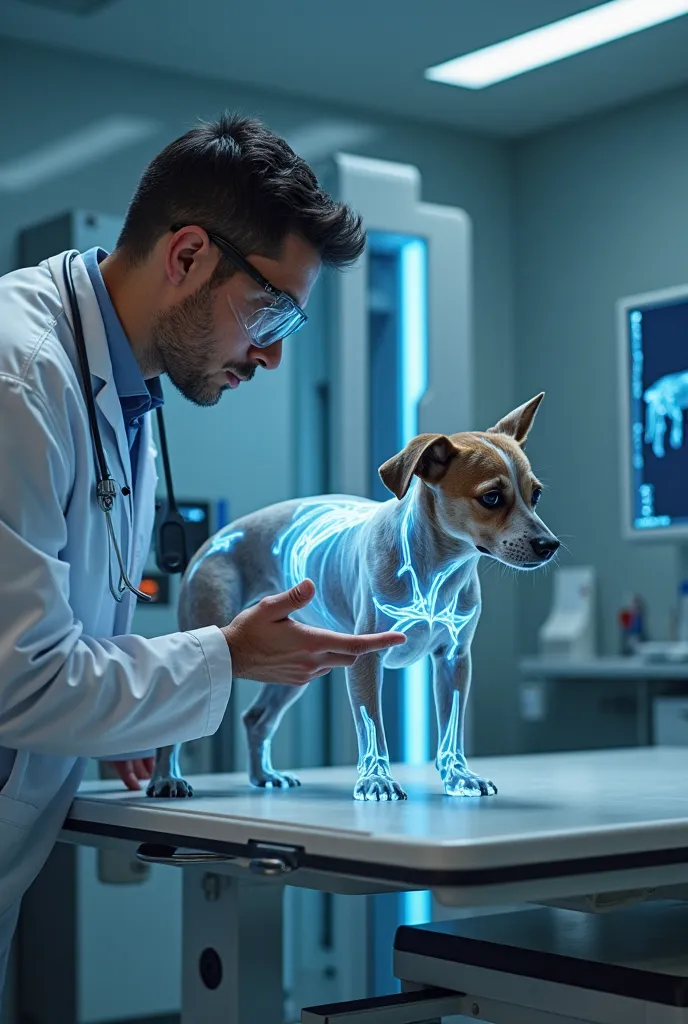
[182,867,285,1024]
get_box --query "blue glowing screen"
[627,296,688,531]
[179,505,207,524]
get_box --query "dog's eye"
[531,487,542,507]
[477,490,503,509]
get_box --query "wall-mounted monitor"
[619,283,688,541]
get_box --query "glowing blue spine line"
[185,529,245,582]
[273,499,376,629]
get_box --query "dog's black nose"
[530,537,560,560]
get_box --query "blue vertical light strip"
[216,499,230,531]
[399,238,433,927]
[399,238,430,767]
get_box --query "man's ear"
[487,393,545,447]
[379,434,457,500]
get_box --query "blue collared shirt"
[81,247,163,485]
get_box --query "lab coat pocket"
[0,791,40,871]
[0,794,39,830]
[0,751,40,833]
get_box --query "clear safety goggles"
[171,224,308,348]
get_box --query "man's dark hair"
[117,112,366,275]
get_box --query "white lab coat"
[0,251,233,984]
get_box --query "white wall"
[513,84,688,669]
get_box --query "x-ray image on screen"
[626,293,688,533]
[644,370,688,459]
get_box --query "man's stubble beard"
[148,280,256,407]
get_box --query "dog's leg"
[145,558,243,799]
[147,744,193,798]
[433,649,497,797]
[347,654,406,801]
[243,683,306,789]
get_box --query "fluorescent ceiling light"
[0,116,159,192]
[425,0,688,90]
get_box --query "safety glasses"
[171,224,308,348]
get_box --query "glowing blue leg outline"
[242,682,306,789]
[433,653,497,798]
[347,657,407,802]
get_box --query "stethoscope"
[63,251,189,604]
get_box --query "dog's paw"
[354,774,407,802]
[440,764,497,798]
[251,771,301,790]
[146,775,194,799]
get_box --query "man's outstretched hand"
[222,578,406,684]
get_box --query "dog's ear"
[379,434,457,500]
[487,393,544,447]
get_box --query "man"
[0,112,405,990]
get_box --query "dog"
[147,393,558,801]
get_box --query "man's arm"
[0,373,232,758]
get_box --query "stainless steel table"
[60,747,688,1023]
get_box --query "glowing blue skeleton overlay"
[274,495,475,653]
[373,500,476,659]
[273,499,377,628]
[185,529,245,583]
[436,689,462,773]
[357,705,390,778]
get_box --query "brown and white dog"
[148,393,558,801]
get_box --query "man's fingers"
[262,579,316,619]
[354,631,407,654]
[133,758,153,779]
[330,653,358,668]
[116,761,141,791]
[306,645,377,678]
[322,630,407,657]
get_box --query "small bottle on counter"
[618,593,646,655]
[618,608,635,655]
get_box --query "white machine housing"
[538,566,597,660]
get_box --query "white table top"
[65,748,688,896]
